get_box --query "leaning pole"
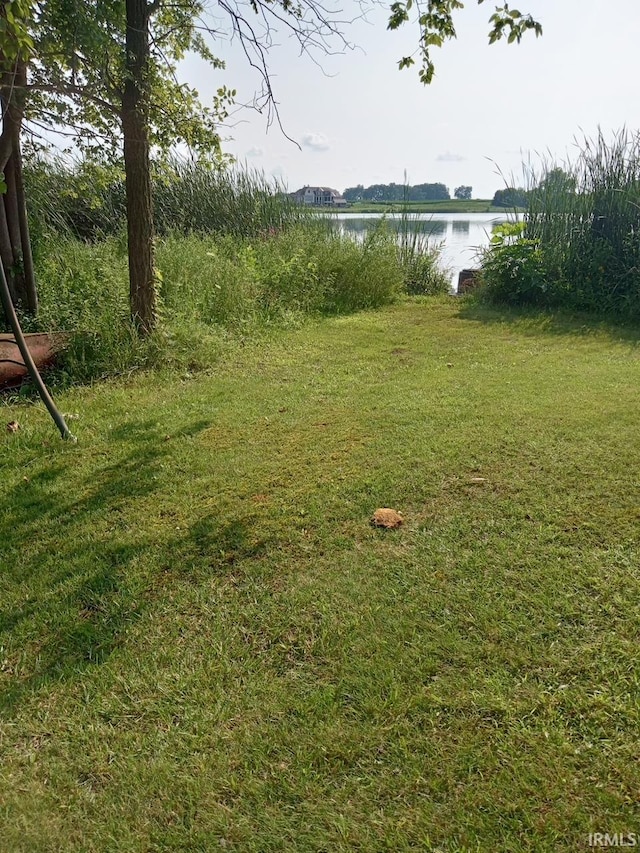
[0,264,75,441]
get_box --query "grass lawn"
[341,200,513,214]
[1,298,639,851]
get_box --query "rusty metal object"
[457,269,481,295]
[0,332,71,388]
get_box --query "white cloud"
[436,152,466,162]
[300,132,330,152]
[245,146,264,157]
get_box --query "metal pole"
[0,264,75,441]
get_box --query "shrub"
[481,221,552,305]
[308,225,403,312]
[484,129,640,317]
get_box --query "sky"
[180,0,640,199]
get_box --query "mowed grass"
[1,299,639,852]
[339,200,502,214]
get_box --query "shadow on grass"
[0,414,263,717]
[456,297,640,345]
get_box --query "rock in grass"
[371,508,403,529]
[6,421,19,433]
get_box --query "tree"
[0,1,74,439]
[2,0,542,332]
[26,0,233,334]
[343,182,451,202]
[492,187,528,208]
[0,1,37,315]
[410,182,449,201]
[454,185,472,200]
[5,0,363,333]
[534,167,576,196]
[343,185,364,202]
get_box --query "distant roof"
[292,186,342,195]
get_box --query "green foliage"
[396,208,451,295]
[492,186,528,208]
[22,164,450,381]
[483,130,640,317]
[25,235,153,382]
[24,158,308,242]
[388,0,542,84]
[481,222,549,305]
[27,0,233,160]
[454,185,472,200]
[0,0,35,61]
[25,155,126,243]
[157,225,403,323]
[402,249,451,295]
[28,222,406,381]
[153,163,309,238]
[343,182,450,203]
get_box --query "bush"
[402,249,451,295]
[481,221,552,305]
[484,129,640,317]
[28,236,161,382]
[396,210,451,296]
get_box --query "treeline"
[343,183,452,202]
[342,182,531,205]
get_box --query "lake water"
[331,212,518,290]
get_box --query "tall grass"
[25,157,127,244]
[27,225,404,381]
[153,162,311,237]
[482,129,640,315]
[396,204,451,295]
[17,159,448,382]
[24,157,310,242]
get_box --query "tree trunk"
[0,192,16,313]
[0,58,37,321]
[122,0,157,335]
[14,139,37,314]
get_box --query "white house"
[290,186,348,207]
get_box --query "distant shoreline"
[310,200,524,215]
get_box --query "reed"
[484,129,640,315]
[396,186,451,295]
[152,161,311,238]
[24,157,309,242]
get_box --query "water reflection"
[332,212,519,289]
[452,220,470,235]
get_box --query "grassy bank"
[341,200,508,214]
[1,299,639,851]
[24,224,448,383]
[12,161,450,382]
